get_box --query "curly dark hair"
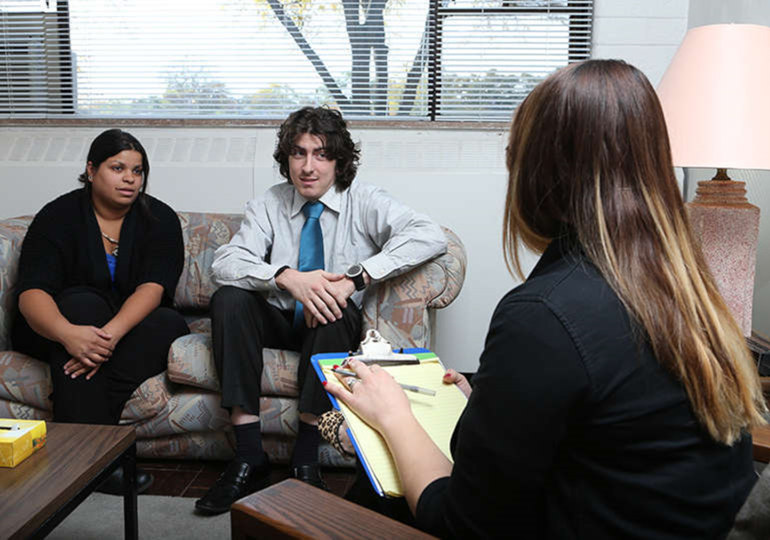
[273,107,360,190]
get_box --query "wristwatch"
[345,264,367,291]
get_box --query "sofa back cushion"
[0,217,34,351]
[173,212,242,311]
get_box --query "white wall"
[593,0,688,85]
[688,0,770,28]
[0,0,691,371]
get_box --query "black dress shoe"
[195,458,270,515]
[292,464,328,491]
[96,467,153,495]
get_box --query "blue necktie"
[294,201,325,326]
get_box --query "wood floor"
[138,459,357,499]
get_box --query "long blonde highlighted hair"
[503,59,765,444]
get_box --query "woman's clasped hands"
[61,324,116,380]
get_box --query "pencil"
[331,367,436,396]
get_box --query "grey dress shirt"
[211,181,448,310]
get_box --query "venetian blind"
[0,0,593,121]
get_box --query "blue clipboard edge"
[311,348,432,498]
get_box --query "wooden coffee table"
[0,422,138,540]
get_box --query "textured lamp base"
[686,177,759,337]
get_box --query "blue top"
[105,253,117,282]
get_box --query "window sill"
[0,117,509,131]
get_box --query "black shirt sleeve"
[415,293,591,538]
[16,199,70,298]
[133,199,184,305]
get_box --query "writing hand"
[325,359,413,434]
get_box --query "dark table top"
[753,423,770,463]
[0,422,135,540]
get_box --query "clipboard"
[312,343,467,497]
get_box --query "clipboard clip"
[343,329,419,367]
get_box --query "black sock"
[291,421,320,468]
[233,421,267,467]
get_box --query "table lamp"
[657,23,770,337]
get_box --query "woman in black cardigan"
[12,129,189,493]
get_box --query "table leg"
[123,443,138,540]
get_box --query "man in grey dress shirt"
[195,106,447,514]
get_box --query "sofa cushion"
[166,332,219,391]
[132,391,302,440]
[0,398,51,421]
[133,388,231,439]
[0,351,52,411]
[121,371,174,423]
[0,216,33,351]
[167,331,300,397]
[173,212,242,311]
[187,317,211,334]
[255,396,299,436]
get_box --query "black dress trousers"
[210,285,362,417]
[12,286,189,424]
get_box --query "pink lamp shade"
[657,24,770,170]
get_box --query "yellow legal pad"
[315,352,467,497]
[0,419,47,467]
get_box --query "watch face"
[346,264,366,290]
[346,264,362,277]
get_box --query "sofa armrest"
[361,225,467,349]
[0,216,34,351]
[426,227,467,309]
[231,479,436,539]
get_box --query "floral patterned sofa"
[0,212,466,465]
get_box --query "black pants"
[12,286,189,424]
[210,286,362,417]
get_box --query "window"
[0,0,592,121]
[0,0,73,115]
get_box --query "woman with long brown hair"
[327,59,766,538]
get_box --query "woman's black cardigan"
[15,187,184,309]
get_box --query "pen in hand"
[331,367,436,396]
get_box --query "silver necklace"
[101,231,119,256]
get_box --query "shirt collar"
[290,184,343,218]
